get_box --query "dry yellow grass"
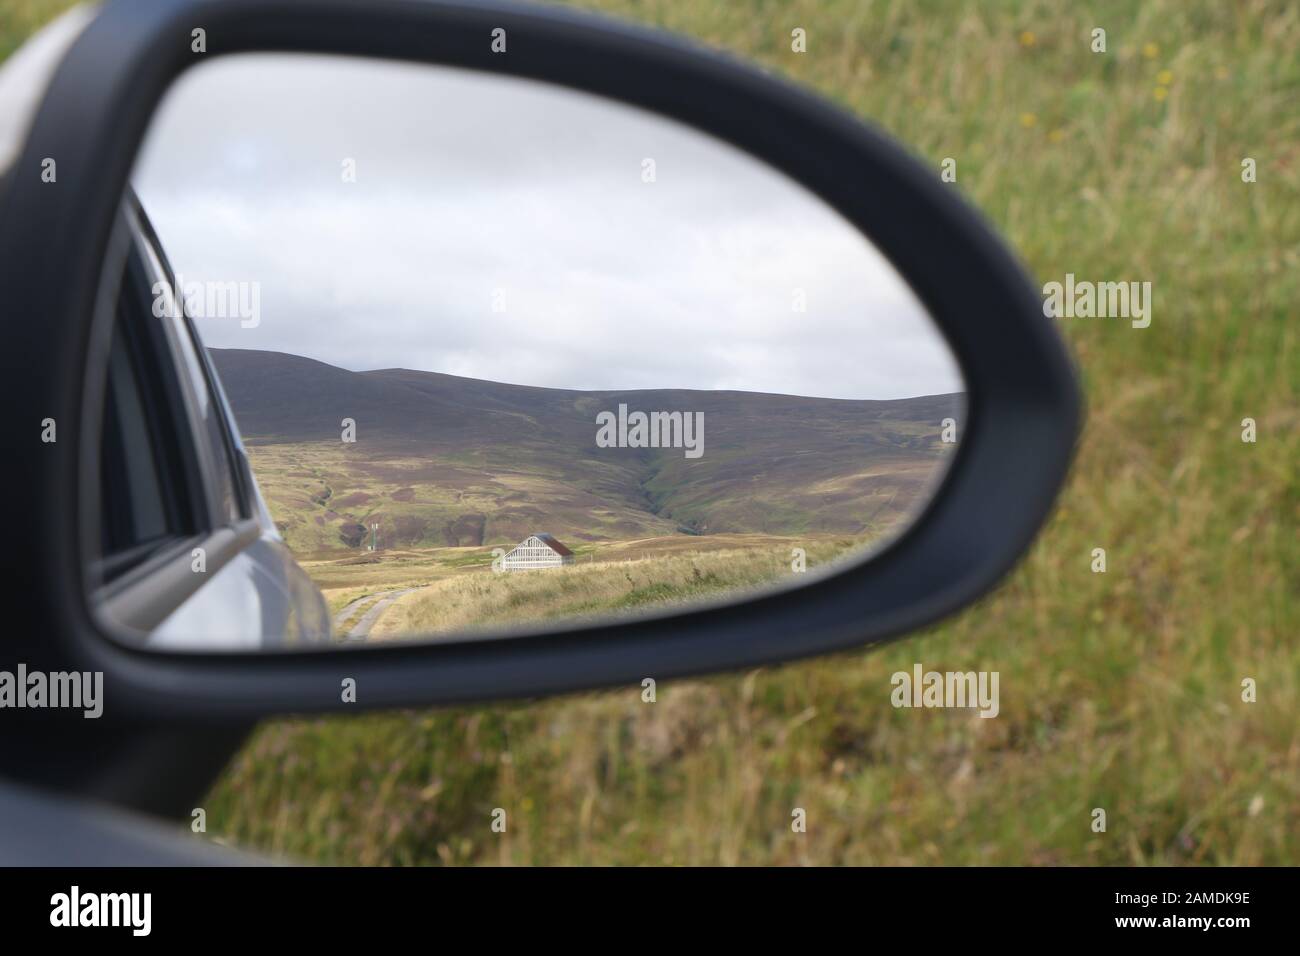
[384,538,858,638]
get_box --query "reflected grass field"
[382,534,859,638]
[310,532,861,639]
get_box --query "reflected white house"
[501,533,575,571]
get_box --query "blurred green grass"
[5,0,1295,864]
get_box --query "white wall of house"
[501,535,575,571]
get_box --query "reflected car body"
[92,192,331,650]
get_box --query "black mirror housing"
[0,0,1079,721]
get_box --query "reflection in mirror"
[90,53,965,651]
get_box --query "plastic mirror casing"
[0,0,1080,722]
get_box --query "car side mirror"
[0,0,1079,720]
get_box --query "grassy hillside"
[213,345,938,641]
[211,348,961,552]
[8,0,1295,865]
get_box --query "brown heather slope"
[209,348,964,554]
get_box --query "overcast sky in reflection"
[133,54,963,400]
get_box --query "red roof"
[533,533,573,556]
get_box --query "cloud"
[133,54,963,400]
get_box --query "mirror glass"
[89,53,965,651]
